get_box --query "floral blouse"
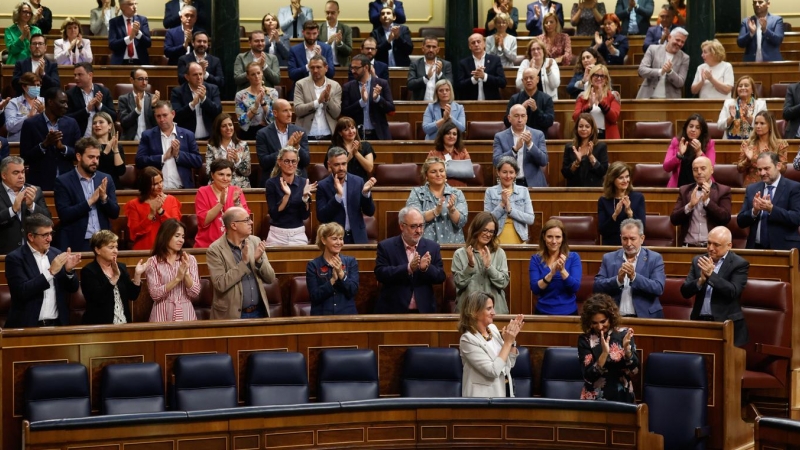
[205,141,252,188]
[726,97,757,140]
[538,32,573,65]
[406,183,468,244]
[570,2,605,36]
[578,327,639,403]
[235,87,279,131]
[737,140,788,186]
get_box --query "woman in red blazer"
[572,64,620,139]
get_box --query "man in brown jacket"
[669,156,732,247]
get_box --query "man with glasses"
[5,213,80,328]
[342,54,394,141]
[0,156,50,254]
[118,69,160,140]
[349,37,389,81]
[11,33,60,97]
[207,207,276,319]
[374,206,445,313]
[255,99,310,186]
[737,0,784,62]
[108,0,152,65]
[319,1,353,67]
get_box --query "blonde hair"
[270,146,299,177]
[420,157,446,184]
[60,17,82,40]
[458,291,493,335]
[542,12,562,34]
[580,64,610,101]
[700,39,726,63]
[315,222,344,250]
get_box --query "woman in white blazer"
[54,17,93,65]
[459,291,525,398]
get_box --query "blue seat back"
[25,363,91,421]
[246,352,309,406]
[318,349,378,402]
[510,346,532,397]
[101,362,165,415]
[173,354,237,411]
[541,347,584,400]
[401,347,462,397]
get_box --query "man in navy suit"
[177,31,224,88]
[170,62,221,140]
[5,214,80,328]
[737,0,784,62]
[737,152,800,250]
[594,218,666,318]
[288,21,336,82]
[457,33,507,101]
[341,55,395,141]
[108,0,152,65]
[11,34,60,96]
[615,0,653,36]
[374,206,446,313]
[526,1,564,36]
[164,5,204,65]
[492,104,548,187]
[255,99,309,186]
[316,147,377,244]
[19,88,81,191]
[368,0,405,29]
[370,7,413,67]
[53,137,120,252]
[164,0,209,32]
[642,4,676,52]
[347,37,389,82]
[135,101,203,189]
[65,63,116,137]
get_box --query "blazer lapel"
[21,244,41,278]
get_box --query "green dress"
[5,24,42,65]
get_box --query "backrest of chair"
[118,165,138,189]
[645,215,676,247]
[461,164,484,187]
[776,120,786,138]
[173,353,237,411]
[712,164,742,188]
[0,285,11,328]
[706,122,724,139]
[150,28,168,36]
[388,122,412,140]
[633,121,674,139]
[308,163,329,184]
[101,363,165,415]
[785,166,800,183]
[401,347,462,398]
[643,352,708,450]
[69,286,87,325]
[246,352,309,406]
[318,349,379,402]
[418,26,445,38]
[443,275,457,313]
[364,215,378,243]
[25,363,91,421]
[467,121,505,140]
[540,347,583,400]
[263,281,283,317]
[740,280,791,385]
[290,276,311,316]
[660,277,693,320]
[633,163,671,188]
[374,163,420,187]
[180,214,199,248]
[771,83,791,98]
[194,278,213,320]
[510,346,532,397]
[351,26,361,38]
[549,215,598,245]
[545,121,563,139]
[727,216,749,249]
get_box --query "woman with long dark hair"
[562,113,608,187]
[597,161,645,246]
[529,219,581,315]
[145,219,200,322]
[206,113,251,188]
[664,114,716,188]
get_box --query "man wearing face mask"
[11,34,60,97]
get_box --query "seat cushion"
[101,363,165,415]
[401,348,462,398]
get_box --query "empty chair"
[633,121,674,139]
[401,347,462,398]
[289,276,310,316]
[101,362,166,414]
[418,26,445,38]
[660,277,693,320]
[374,163,420,187]
[388,122,412,140]
[706,122,724,140]
[712,164,743,188]
[193,278,213,320]
[633,163,671,188]
[770,83,791,98]
[643,352,709,450]
[172,353,237,411]
[263,281,284,317]
[68,286,87,325]
[364,215,378,243]
[540,347,583,400]
[25,363,91,421]
[510,346,532,397]
[118,165,138,189]
[307,163,329,184]
[246,352,309,406]
[549,215,598,245]
[741,280,792,390]
[466,121,505,140]
[775,119,786,138]
[180,214,198,248]
[545,121,563,139]
[644,215,676,247]
[727,216,749,249]
[317,349,379,402]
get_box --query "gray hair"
[398,206,422,225]
[326,146,348,160]
[620,218,644,235]
[24,213,53,236]
[180,5,197,15]
[670,27,688,38]
[0,156,25,174]
[494,155,519,173]
[222,207,247,229]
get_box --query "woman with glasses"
[573,64,620,139]
[486,12,518,68]
[484,156,534,244]
[515,40,560,99]
[597,161,645,246]
[146,219,200,322]
[422,79,465,141]
[6,2,42,65]
[529,219,581,315]
[206,113,252,188]
[4,72,43,142]
[125,167,182,250]
[265,146,317,245]
[306,222,359,315]
[328,116,375,180]
[406,157,468,245]
[452,212,510,314]
[194,159,251,248]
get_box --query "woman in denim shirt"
[406,157,468,244]
[484,156,534,244]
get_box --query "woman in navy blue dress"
[306,222,359,315]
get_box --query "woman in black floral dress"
[577,293,638,402]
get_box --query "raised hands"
[134,258,149,279]
[372,83,382,101]
[419,251,431,271]
[362,177,377,194]
[50,248,82,275]
[697,255,715,282]
[501,314,525,342]
[471,65,485,81]
[752,191,773,214]
[279,177,291,196]
[617,260,635,284]
[661,59,673,75]
[288,130,304,148]
[303,179,318,197]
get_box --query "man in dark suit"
[371,6,413,67]
[615,0,653,36]
[118,68,159,141]
[783,81,800,139]
[164,5,204,65]
[288,21,336,83]
[341,55,395,141]
[369,0,405,29]
[669,156,732,247]
[0,156,50,254]
[526,1,564,36]
[53,137,120,252]
[504,67,554,133]
[457,33,507,100]
[11,34,60,96]
[642,4,676,52]
[347,37,389,82]
[594,218,666,318]
[492,104,548,187]
[19,88,81,191]
[170,62,221,141]
[5,214,80,328]
[680,226,750,347]
[65,63,116,137]
[108,0,152,65]
[737,0,784,62]
[135,101,203,189]
[374,206,445,313]
[255,99,310,186]
[177,31,223,88]
[737,151,800,250]
[407,36,453,101]
[164,0,209,32]
[316,147,377,244]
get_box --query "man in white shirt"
[0,156,51,254]
[636,27,689,99]
[293,55,342,140]
[492,104,548,187]
[407,36,453,101]
[118,68,160,141]
[737,0,784,62]
[65,62,116,137]
[319,1,353,67]
[170,61,221,140]
[108,0,152,65]
[669,156,732,247]
[457,33,506,100]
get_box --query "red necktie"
[126,19,134,58]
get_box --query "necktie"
[126,19,134,58]
[759,185,774,248]
[406,245,417,310]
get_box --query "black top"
[265,175,311,228]
[80,260,141,325]
[98,143,127,188]
[561,142,609,187]
[677,150,696,187]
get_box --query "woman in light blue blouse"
[422,79,465,141]
[484,156,534,244]
[235,61,279,141]
[529,218,582,315]
[406,157,468,244]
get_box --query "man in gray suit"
[0,156,50,254]
[636,27,689,99]
[492,104,548,187]
[407,36,453,101]
[233,31,281,90]
[319,1,352,67]
[118,68,159,141]
[293,55,342,140]
[255,99,310,186]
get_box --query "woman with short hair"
[690,39,733,100]
[422,79,465,141]
[305,222,359,315]
[54,17,93,65]
[484,156,534,244]
[194,159,251,248]
[265,146,317,245]
[406,157,468,244]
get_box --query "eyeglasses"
[402,223,425,231]
[232,218,253,224]
[480,228,497,236]
[134,77,149,82]
[350,65,363,72]
[32,232,54,238]
[30,42,46,46]
[281,159,298,165]
[592,73,607,79]
[20,10,32,15]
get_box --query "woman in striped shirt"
[145,219,200,322]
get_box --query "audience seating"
[418,27,445,38]
[713,164,743,188]
[740,280,792,390]
[755,416,800,448]
[24,363,91,422]
[401,347,462,398]
[68,286,87,325]
[460,164,484,187]
[549,215,598,245]
[307,163,329,183]
[180,214,199,248]
[118,165,138,189]
[317,349,379,402]
[706,122,724,139]
[172,353,237,411]
[364,215,378,243]
[776,119,786,138]
[633,163,671,188]
[150,28,168,36]
[466,121,505,140]
[289,276,311,316]
[0,285,10,328]
[785,166,800,183]
[351,26,360,38]
[770,83,791,99]
[727,216,749,249]
[644,215,676,247]
[374,163,420,187]
[540,347,584,400]
[263,281,284,317]
[546,121,563,140]
[388,122,412,140]
[444,274,457,313]
[660,277,693,320]
[110,217,131,250]
[633,121,674,139]
[112,83,152,100]
[100,363,166,415]
[194,279,214,320]
[643,352,710,450]
[510,346,533,397]
[246,352,309,406]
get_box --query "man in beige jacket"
[207,207,275,319]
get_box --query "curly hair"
[580,293,620,334]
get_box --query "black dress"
[80,260,142,324]
[98,143,127,188]
[561,142,609,187]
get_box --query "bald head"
[508,104,528,132]
[692,156,714,184]
[706,226,732,262]
[468,33,486,57]
[273,99,293,127]
[222,206,249,229]
[522,67,539,92]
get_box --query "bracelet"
[541,277,551,285]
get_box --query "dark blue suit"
[135,126,203,188]
[65,84,117,136]
[11,58,60,97]
[164,25,205,65]
[369,0,406,29]
[177,53,224,88]
[642,24,675,52]
[255,123,310,186]
[5,244,79,328]
[316,174,376,244]
[736,177,800,250]
[347,59,388,82]
[737,13,784,62]
[457,53,507,100]
[374,235,445,313]
[306,255,359,315]
[19,114,81,191]
[526,1,564,35]
[169,82,222,139]
[108,14,152,64]
[615,0,653,36]
[594,247,665,318]
[164,0,209,31]
[287,42,336,82]
[598,33,629,65]
[370,25,413,67]
[53,169,120,252]
[341,77,395,140]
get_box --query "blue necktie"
[759,185,774,248]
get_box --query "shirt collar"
[75,167,96,181]
[27,241,47,258]
[160,124,177,139]
[767,175,781,188]
[2,182,18,194]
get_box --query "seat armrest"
[755,343,792,359]
[695,425,711,438]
